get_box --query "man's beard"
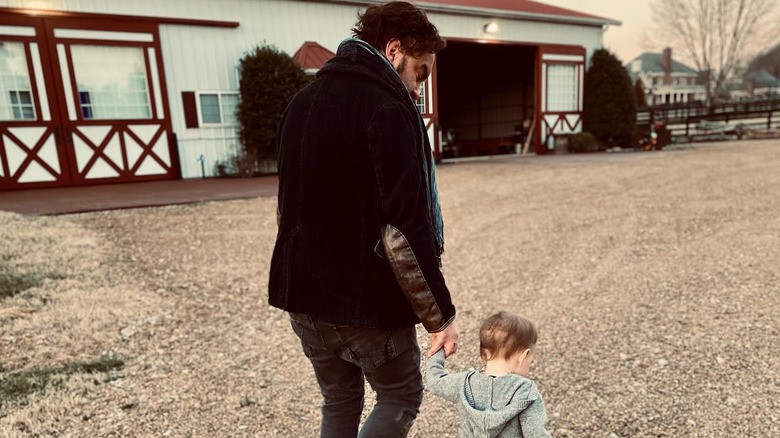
[396,57,407,76]
[396,57,411,97]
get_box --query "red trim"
[49,38,152,47]
[0,138,9,184]
[538,45,588,56]
[149,24,178,177]
[0,7,239,28]
[0,34,36,42]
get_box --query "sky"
[539,0,656,63]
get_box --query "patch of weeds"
[0,271,42,299]
[0,355,125,416]
[0,263,66,300]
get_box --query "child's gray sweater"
[426,350,552,438]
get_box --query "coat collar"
[318,38,415,107]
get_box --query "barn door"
[0,13,177,191]
[44,17,176,185]
[0,16,70,190]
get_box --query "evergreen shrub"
[583,49,637,147]
[237,45,309,164]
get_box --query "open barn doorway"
[436,41,536,159]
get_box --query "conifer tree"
[583,49,637,147]
[238,45,308,162]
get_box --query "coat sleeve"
[368,103,455,333]
[518,382,552,438]
[425,349,461,403]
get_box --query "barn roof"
[292,41,337,71]
[329,0,620,27]
[418,0,617,25]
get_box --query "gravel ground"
[1,140,779,437]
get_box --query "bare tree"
[651,0,778,105]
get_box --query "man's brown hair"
[479,312,538,362]
[352,1,446,57]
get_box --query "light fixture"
[483,22,499,34]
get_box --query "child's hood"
[459,370,541,437]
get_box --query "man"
[269,2,458,437]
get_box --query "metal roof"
[418,0,619,26]
[626,52,698,75]
[292,41,337,70]
[319,0,620,27]
[745,70,780,88]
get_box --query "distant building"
[729,70,780,100]
[626,48,706,106]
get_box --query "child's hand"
[428,318,458,358]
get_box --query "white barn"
[0,0,618,190]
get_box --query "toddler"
[426,311,551,437]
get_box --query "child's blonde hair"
[479,311,538,362]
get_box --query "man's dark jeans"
[289,313,423,438]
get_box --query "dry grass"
[1,140,779,437]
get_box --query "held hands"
[428,318,458,358]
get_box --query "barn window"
[0,42,37,121]
[546,64,577,112]
[415,83,426,114]
[198,92,238,125]
[71,45,152,120]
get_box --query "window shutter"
[182,92,198,128]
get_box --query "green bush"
[583,49,637,147]
[567,132,601,153]
[237,45,309,163]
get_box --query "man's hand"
[428,318,458,358]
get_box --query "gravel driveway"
[1,140,778,437]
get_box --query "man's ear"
[384,39,402,61]
[521,349,531,360]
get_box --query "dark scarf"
[336,38,445,254]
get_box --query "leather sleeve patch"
[381,224,445,332]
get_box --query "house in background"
[1,0,618,191]
[729,70,780,100]
[627,48,706,106]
